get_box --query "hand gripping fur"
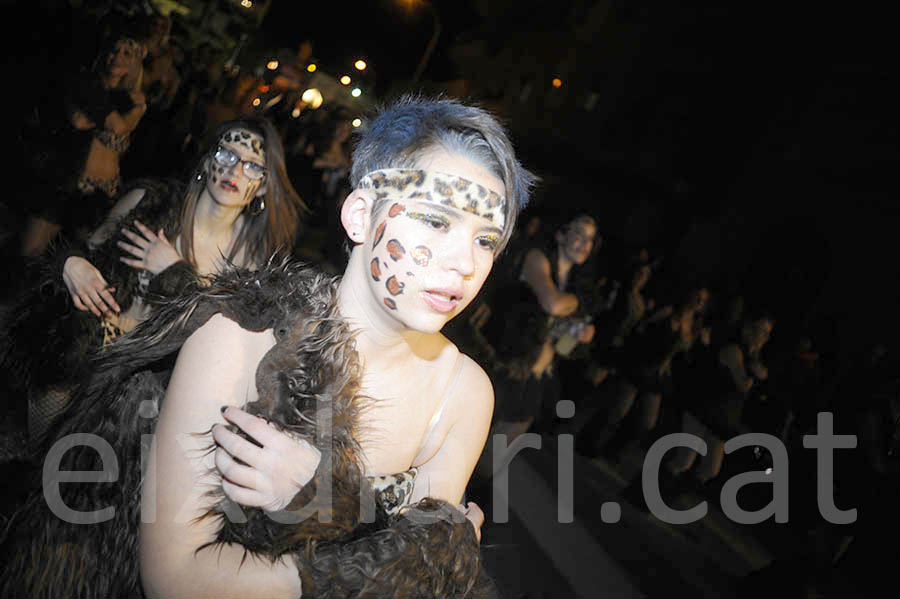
[0,259,497,598]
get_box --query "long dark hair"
[178,116,307,267]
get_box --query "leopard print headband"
[359,169,507,228]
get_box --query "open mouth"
[421,290,461,313]
[220,180,239,193]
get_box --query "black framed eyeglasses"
[213,146,267,180]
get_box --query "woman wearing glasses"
[10,116,305,446]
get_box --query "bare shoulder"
[114,187,147,215]
[458,353,493,397]
[170,313,276,407]
[88,188,147,247]
[185,312,275,354]
[522,247,550,272]
[450,352,494,417]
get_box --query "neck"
[337,248,422,368]
[195,188,246,234]
[556,247,574,287]
[190,189,246,258]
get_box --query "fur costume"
[0,260,497,598]
[1,178,195,401]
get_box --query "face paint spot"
[388,203,405,218]
[411,245,432,267]
[383,297,397,310]
[386,275,405,296]
[370,258,381,281]
[386,239,406,262]
[373,221,386,249]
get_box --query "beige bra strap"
[419,354,466,451]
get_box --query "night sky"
[260,0,482,92]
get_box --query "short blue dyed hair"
[350,94,538,252]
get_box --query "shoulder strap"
[419,354,466,450]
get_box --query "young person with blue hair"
[2,95,536,598]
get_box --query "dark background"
[262,0,897,362]
[4,0,896,362]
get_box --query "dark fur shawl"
[0,178,194,395]
[0,259,494,598]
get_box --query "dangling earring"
[196,170,207,184]
[250,196,266,216]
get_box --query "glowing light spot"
[266,60,278,70]
[292,108,301,118]
[307,63,317,73]
[252,98,261,106]
[301,88,323,109]
[352,118,362,127]
[241,0,252,7]
[552,77,562,88]
[340,75,351,85]
[351,87,361,97]
[355,60,367,71]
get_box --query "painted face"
[561,219,596,265]
[205,128,266,209]
[108,38,143,76]
[359,154,506,333]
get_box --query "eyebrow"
[419,202,503,235]
[220,141,265,165]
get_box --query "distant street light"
[241,0,252,7]
[351,88,362,97]
[340,75,351,85]
[301,88,323,109]
[266,60,279,70]
[355,60,367,71]
[307,63,317,72]
[352,118,362,127]
[552,77,563,88]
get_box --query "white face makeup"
[360,155,506,333]
[205,128,267,209]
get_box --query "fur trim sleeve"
[296,498,498,599]
[146,260,199,304]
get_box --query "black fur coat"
[0,260,496,598]
[1,178,196,397]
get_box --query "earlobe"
[340,189,372,244]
